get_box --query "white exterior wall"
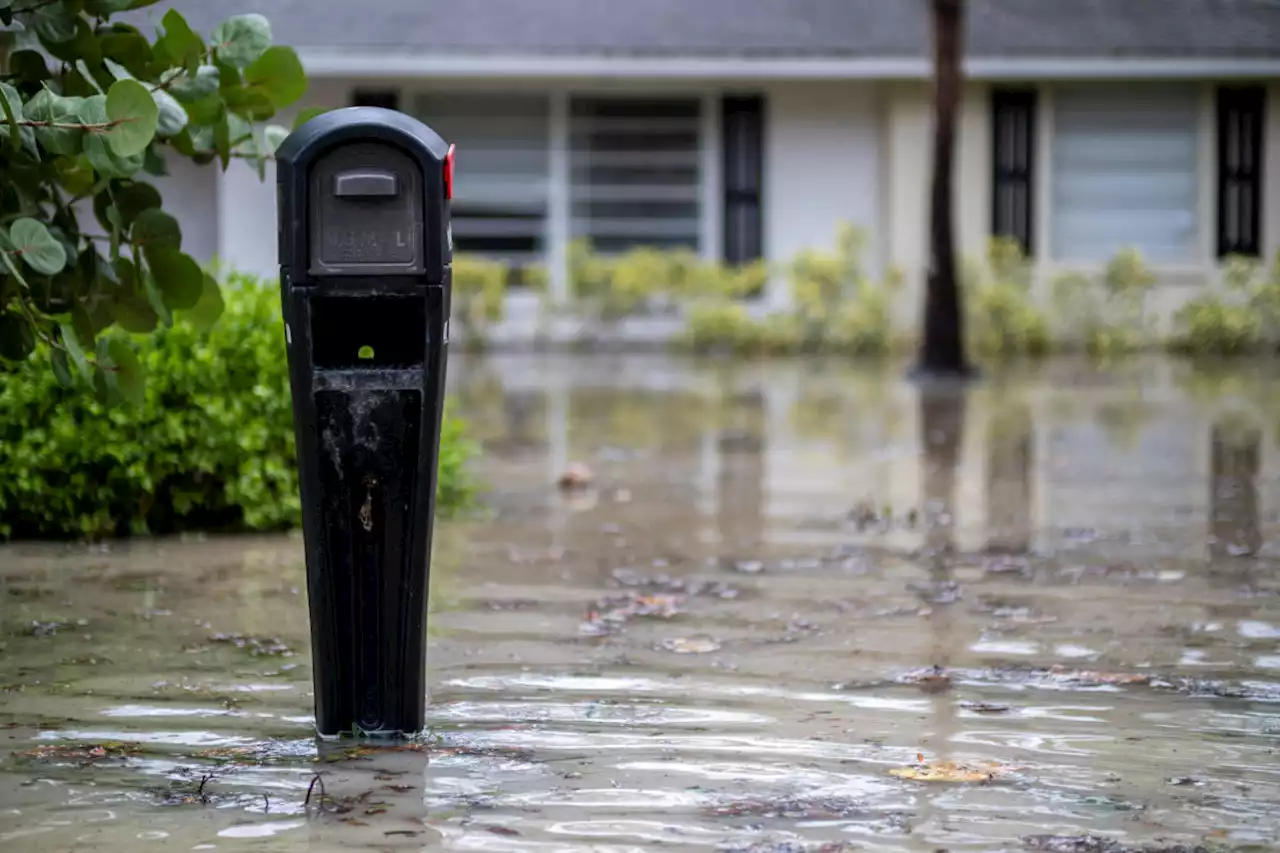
[884,81,991,327]
[762,82,884,306]
[176,74,1280,335]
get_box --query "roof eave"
[297,50,1280,81]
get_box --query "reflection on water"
[2,354,1280,852]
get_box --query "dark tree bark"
[915,0,975,378]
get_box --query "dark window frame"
[990,88,1037,256]
[1216,85,1266,259]
[721,94,765,268]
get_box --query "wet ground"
[2,354,1280,852]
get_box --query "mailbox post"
[275,107,455,739]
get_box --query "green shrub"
[0,273,478,541]
[451,254,508,349]
[787,223,901,355]
[1051,246,1157,357]
[1171,253,1278,356]
[965,237,1051,359]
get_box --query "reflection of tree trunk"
[985,407,1034,554]
[717,390,766,552]
[920,385,968,560]
[916,0,973,378]
[1209,421,1261,559]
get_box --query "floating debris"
[580,591,685,636]
[557,462,594,490]
[20,741,142,763]
[898,665,954,692]
[208,633,295,657]
[661,634,722,654]
[889,758,1010,783]
[960,700,1015,714]
[1022,835,1212,853]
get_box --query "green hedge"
[0,273,477,541]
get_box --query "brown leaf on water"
[899,665,953,692]
[889,759,1008,783]
[1046,666,1151,687]
[662,634,722,654]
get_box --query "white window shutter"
[1050,84,1200,264]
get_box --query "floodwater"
[2,354,1280,853]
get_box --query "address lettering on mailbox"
[322,227,415,265]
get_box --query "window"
[722,95,765,265]
[568,96,702,254]
[414,93,551,269]
[1050,84,1200,264]
[1216,86,1266,258]
[991,89,1036,255]
[352,89,399,110]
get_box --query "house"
[146,0,1280,339]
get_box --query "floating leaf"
[0,313,35,362]
[158,9,204,73]
[105,78,159,157]
[181,273,224,332]
[105,338,145,404]
[211,14,271,68]
[245,45,306,108]
[661,635,722,654]
[263,124,289,154]
[152,89,188,137]
[144,248,202,310]
[131,208,181,250]
[10,218,67,275]
[889,760,1009,783]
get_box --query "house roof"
[141,0,1280,59]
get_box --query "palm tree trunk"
[916,0,974,377]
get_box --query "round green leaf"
[9,50,52,84]
[25,90,85,156]
[30,1,77,43]
[159,9,204,73]
[105,78,159,157]
[245,46,306,109]
[263,124,289,154]
[81,94,144,178]
[182,272,224,331]
[153,89,189,137]
[131,208,181,250]
[10,217,68,275]
[223,86,275,121]
[113,294,158,333]
[118,180,164,224]
[105,338,146,404]
[169,65,220,103]
[145,247,203,310]
[212,14,272,69]
[0,313,35,362]
[98,26,154,80]
[41,16,99,65]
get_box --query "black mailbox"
[275,107,455,739]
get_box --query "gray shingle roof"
[133,0,1280,59]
